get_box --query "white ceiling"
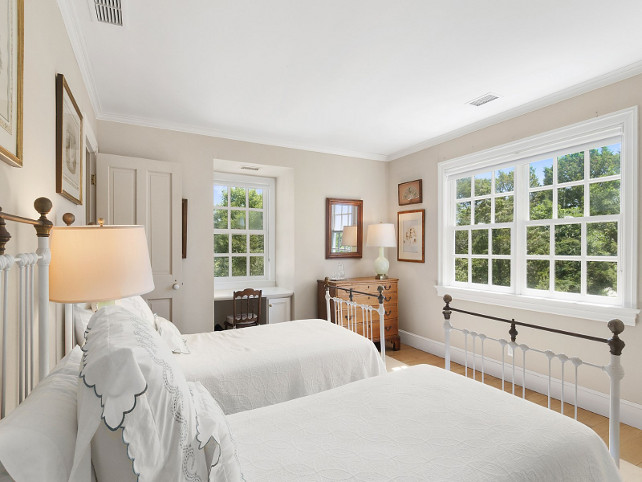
[59,0,642,161]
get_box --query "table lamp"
[366,223,396,279]
[49,224,154,303]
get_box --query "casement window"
[437,107,639,324]
[213,173,275,288]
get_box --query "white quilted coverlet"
[229,365,620,481]
[177,319,385,414]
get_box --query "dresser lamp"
[341,225,358,250]
[366,223,396,280]
[49,222,154,303]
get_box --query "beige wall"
[97,121,390,332]
[388,73,642,407]
[0,1,97,411]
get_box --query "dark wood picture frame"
[56,73,84,205]
[325,198,363,259]
[397,209,425,263]
[182,198,188,259]
[398,179,423,206]
[0,0,24,167]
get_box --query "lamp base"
[374,274,389,280]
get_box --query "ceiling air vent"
[468,93,499,107]
[94,0,122,26]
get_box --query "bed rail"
[325,282,386,366]
[0,198,53,418]
[442,294,624,466]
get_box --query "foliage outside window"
[213,175,274,286]
[439,108,638,324]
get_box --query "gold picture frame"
[0,0,24,167]
[56,74,83,205]
[397,209,425,263]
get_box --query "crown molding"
[388,59,642,161]
[96,112,389,161]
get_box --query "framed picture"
[0,0,23,167]
[398,179,422,206]
[56,74,83,204]
[397,209,425,263]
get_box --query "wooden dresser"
[317,277,400,350]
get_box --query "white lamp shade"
[49,225,155,303]
[341,225,358,247]
[366,223,396,247]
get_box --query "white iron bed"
[0,201,623,481]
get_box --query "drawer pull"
[385,310,392,316]
[384,296,392,302]
[385,326,392,331]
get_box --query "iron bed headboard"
[442,294,624,466]
[0,198,53,418]
[324,282,386,365]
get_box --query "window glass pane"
[587,222,617,257]
[213,209,228,229]
[214,234,229,254]
[527,226,550,255]
[555,224,581,256]
[471,229,488,255]
[587,261,617,297]
[529,158,553,188]
[529,190,553,220]
[230,210,246,229]
[590,180,620,216]
[456,202,471,226]
[230,187,246,207]
[455,231,468,254]
[474,199,491,224]
[590,144,620,179]
[455,258,468,282]
[492,228,510,255]
[527,260,549,290]
[250,256,264,276]
[474,172,492,196]
[492,259,510,286]
[231,234,247,253]
[555,260,581,293]
[495,168,514,193]
[557,151,584,183]
[494,195,513,223]
[249,211,263,230]
[250,235,264,254]
[232,257,247,276]
[557,185,584,218]
[214,186,228,207]
[456,177,471,199]
[248,188,263,208]
[214,257,229,277]
[471,259,488,284]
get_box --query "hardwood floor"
[388,344,642,468]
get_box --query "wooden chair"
[225,288,262,329]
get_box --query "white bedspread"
[229,365,620,481]
[177,319,385,414]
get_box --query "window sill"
[434,285,639,326]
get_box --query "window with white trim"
[438,108,639,324]
[213,173,275,288]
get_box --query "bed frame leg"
[606,319,625,467]
[442,295,452,371]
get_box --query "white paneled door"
[97,154,183,322]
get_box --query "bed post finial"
[33,197,53,237]
[607,319,625,356]
[377,285,384,305]
[0,208,9,255]
[62,213,75,226]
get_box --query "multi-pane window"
[438,108,637,324]
[213,175,274,285]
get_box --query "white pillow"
[116,295,155,328]
[155,314,190,354]
[71,306,215,481]
[73,303,94,346]
[0,346,82,482]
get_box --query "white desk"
[214,287,293,324]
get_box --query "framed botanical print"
[56,74,83,204]
[0,0,23,167]
[397,209,425,263]
[398,179,422,206]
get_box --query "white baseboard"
[399,329,642,430]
